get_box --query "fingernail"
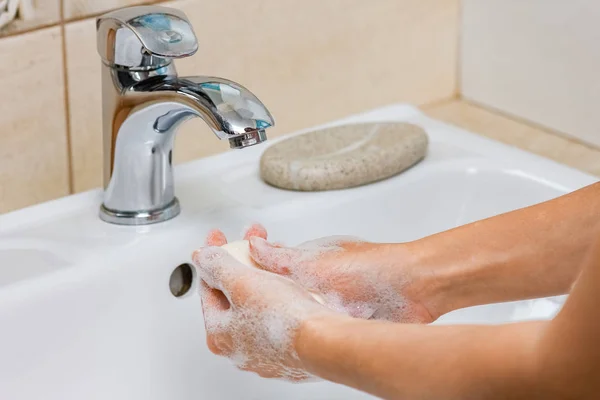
[243,223,267,240]
[249,236,269,250]
[192,249,204,265]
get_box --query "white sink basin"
[0,104,596,399]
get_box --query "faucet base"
[99,198,181,226]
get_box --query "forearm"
[296,315,546,400]
[295,232,600,400]
[536,235,600,398]
[405,182,600,318]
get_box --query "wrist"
[294,312,354,379]
[390,239,470,320]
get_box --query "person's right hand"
[248,236,434,323]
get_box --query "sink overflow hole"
[170,264,194,297]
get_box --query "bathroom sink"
[0,104,596,399]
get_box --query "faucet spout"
[131,75,273,144]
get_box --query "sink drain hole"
[170,264,194,297]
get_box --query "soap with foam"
[221,240,326,304]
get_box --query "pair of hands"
[191,224,433,380]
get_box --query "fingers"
[199,280,234,356]
[237,361,312,381]
[206,229,227,246]
[248,237,305,276]
[206,223,266,246]
[199,280,230,311]
[243,223,268,241]
[299,235,363,249]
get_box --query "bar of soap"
[221,240,258,268]
[260,122,428,191]
[222,240,326,304]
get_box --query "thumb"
[192,247,252,298]
[249,237,306,276]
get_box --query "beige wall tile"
[461,0,600,147]
[0,27,69,214]
[64,18,100,193]
[66,0,458,192]
[63,0,163,20]
[0,0,60,37]
[175,0,459,164]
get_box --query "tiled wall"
[0,0,459,214]
[461,0,600,148]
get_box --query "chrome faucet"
[96,6,274,225]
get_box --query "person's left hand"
[192,225,337,381]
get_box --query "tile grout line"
[0,1,167,39]
[60,0,169,25]
[420,96,460,110]
[59,0,75,193]
[0,20,61,39]
[455,0,463,98]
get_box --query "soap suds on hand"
[248,236,421,322]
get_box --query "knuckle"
[206,336,223,355]
[229,278,251,304]
[194,248,227,276]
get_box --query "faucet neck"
[97,7,273,226]
[99,12,274,225]
[99,68,273,225]
[101,99,191,224]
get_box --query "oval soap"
[221,240,326,305]
[260,122,428,191]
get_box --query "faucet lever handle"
[97,5,198,69]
